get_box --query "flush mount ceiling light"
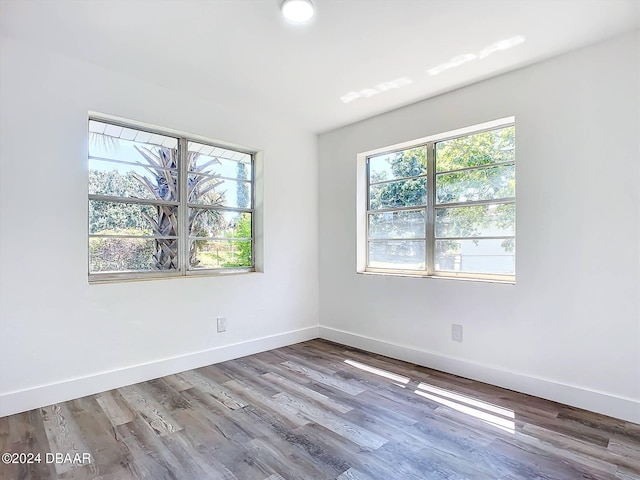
[281,0,315,23]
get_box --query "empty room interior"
[1,0,639,479]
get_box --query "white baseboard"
[319,326,640,424]
[4,325,638,424]
[0,326,319,418]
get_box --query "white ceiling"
[1,0,639,133]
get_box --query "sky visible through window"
[89,138,251,205]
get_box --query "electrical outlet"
[452,324,463,342]
[217,317,227,333]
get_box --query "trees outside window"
[88,119,254,282]
[366,123,515,281]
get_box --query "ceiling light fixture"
[281,0,315,23]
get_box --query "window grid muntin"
[178,137,189,274]
[365,124,515,280]
[426,142,436,274]
[88,155,179,173]
[435,159,515,177]
[369,172,428,187]
[88,118,255,281]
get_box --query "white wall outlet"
[217,316,227,333]
[452,324,463,342]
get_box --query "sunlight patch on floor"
[343,359,410,384]
[415,384,515,433]
[342,357,515,433]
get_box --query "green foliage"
[435,164,515,204]
[435,127,514,172]
[191,213,251,269]
[190,209,225,237]
[370,148,426,183]
[89,168,149,198]
[368,127,516,255]
[369,147,426,211]
[223,213,252,267]
[368,210,424,239]
[89,229,154,272]
[89,170,152,232]
[436,127,516,255]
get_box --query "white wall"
[318,32,640,423]
[0,38,319,416]
[1,31,638,424]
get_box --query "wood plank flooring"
[1,339,639,479]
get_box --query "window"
[361,120,515,282]
[88,118,255,282]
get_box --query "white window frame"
[88,115,258,283]
[357,117,516,283]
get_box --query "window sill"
[358,269,515,284]
[89,267,258,285]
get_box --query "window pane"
[190,210,251,239]
[435,203,515,238]
[435,239,515,275]
[89,238,178,273]
[188,142,252,180]
[435,126,515,172]
[369,210,425,239]
[89,200,178,236]
[369,147,426,183]
[190,240,252,269]
[369,177,426,210]
[189,175,251,208]
[89,159,178,201]
[436,164,514,204]
[368,240,425,270]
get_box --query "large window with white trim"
[88,118,255,282]
[363,121,515,281]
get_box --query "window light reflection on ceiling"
[427,36,526,76]
[340,77,413,104]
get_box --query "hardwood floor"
[1,339,639,479]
